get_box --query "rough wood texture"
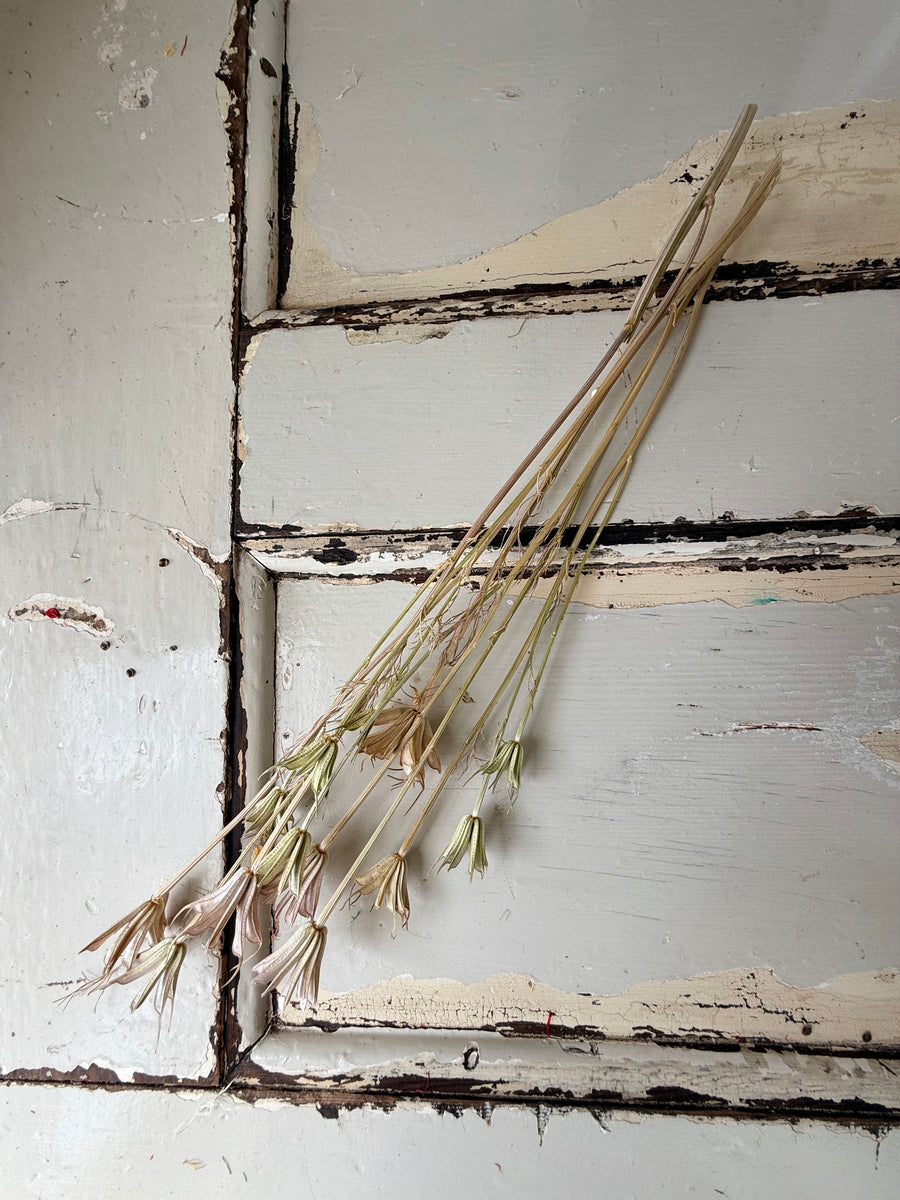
[239,292,900,532]
[247,1026,900,1112]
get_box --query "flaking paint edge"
[283,100,900,310]
[283,966,900,1048]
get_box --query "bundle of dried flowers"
[74,106,779,1023]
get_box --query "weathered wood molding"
[244,1028,900,1114]
[280,100,900,313]
[280,967,900,1052]
[244,525,900,599]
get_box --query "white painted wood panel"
[239,292,900,531]
[3,1085,898,1200]
[282,0,900,300]
[1,0,234,1079]
[270,577,900,1029]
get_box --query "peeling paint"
[0,498,83,526]
[284,967,900,1051]
[117,67,158,112]
[244,524,900,585]
[282,100,900,311]
[512,557,900,611]
[345,324,452,346]
[860,729,900,771]
[7,594,114,638]
[166,528,232,657]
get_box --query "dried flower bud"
[272,841,327,927]
[255,828,310,891]
[244,786,286,837]
[353,852,411,931]
[114,936,187,1015]
[278,734,339,800]
[80,895,168,973]
[253,919,327,1009]
[179,869,261,960]
[340,706,375,732]
[437,814,488,879]
[479,739,523,796]
[360,704,440,787]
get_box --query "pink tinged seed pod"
[252,919,327,1009]
[79,894,169,973]
[273,843,327,927]
[179,868,262,959]
[113,936,187,1015]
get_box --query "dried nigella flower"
[256,827,310,893]
[180,868,262,960]
[278,734,339,800]
[256,829,326,926]
[437,814,488,879]
[478,738,523,798]
[113,936,187,1015]
[80,894,168,973]
[352,852,411,931]
[273,841,327,927]
[252,919,327,1009]
[360,702,440,787]
[244,786,286,838]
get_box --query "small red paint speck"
[181,35,188,55]
[413,1071,431,1095]
[45,607,60,619]
[545,1010,554,1036]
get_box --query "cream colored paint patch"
[283,100,900,310]
[861,728,900,770]
[345,324,452,346]
[511,558,900,609]
[285,967,899,1049]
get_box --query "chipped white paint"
[234,549,276,1038]
[248,526,899,581]
[118,66,158,112]
[4,1,898,1189]
[0,499,82,526]
[239,292,900,531]
[167,527,229,595]
[242,1,284,315]
[249,1027,900,1111]
[513,555,900,610]
[8,593,114,638]
[286,967,900,1049]
[4,1088,899,1199]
